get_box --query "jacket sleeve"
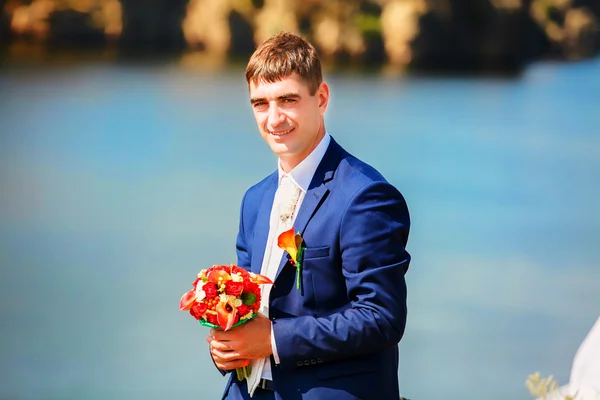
[271,181,411,370]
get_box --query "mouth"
[268,128,294,137]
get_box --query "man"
[206,31,411,400]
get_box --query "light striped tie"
[247,175,300,397]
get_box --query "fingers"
[207,333,234,351]
[210,340,231,351]
[210,328,232,340]
[210,345,248,371]
[209,338,240,361]
[210,326,250,341]
[211,347,241,362]
[214,358,250,371]
[210,329,234,341]
[206,334,252,371]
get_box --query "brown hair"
[245,32,323,95]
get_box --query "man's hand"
[206,313,273,371]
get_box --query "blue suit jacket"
[223,137,411,400]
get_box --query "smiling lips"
[269,127,294,136]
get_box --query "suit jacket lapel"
[251,173,278,274]
[273,137,343,281]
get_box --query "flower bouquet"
[179,264,273,380]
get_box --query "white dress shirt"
[259,132,331,381]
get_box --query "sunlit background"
[1,1,599,399]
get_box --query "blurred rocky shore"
[1,0,598,72]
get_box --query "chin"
[267,139,292,153]
[270,146,293,158]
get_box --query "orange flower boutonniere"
[278,227,305,290]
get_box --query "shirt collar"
[278,132,331,192]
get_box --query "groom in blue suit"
[207,32,411,400]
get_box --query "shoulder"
[333,149,411,244]
[333,147,405,201]
[339,151,386,185]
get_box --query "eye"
[252,102,267,110]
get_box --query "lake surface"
[1,57,599,400]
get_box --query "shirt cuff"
[270,322,280,365]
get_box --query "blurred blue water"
[1,58,599,400]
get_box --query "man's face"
[249,73,329,172]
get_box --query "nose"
[267,103,286,131]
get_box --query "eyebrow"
[250,93,301,105]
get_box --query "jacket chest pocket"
[303,245,330,260]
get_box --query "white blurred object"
[543,317,600,399]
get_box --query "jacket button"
[304,360,310,366]
[296,361,303,367]
[310,359,316,365]
[317,358,323,364]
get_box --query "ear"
[317,81,330,115]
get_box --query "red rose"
[243,280,259,293]
[237,304,251,317]
[206,313,218,325]
[254,290,262,311]
[211,265,230,273]
[225,280,244,296]
[189,302,208,320]
[203,283,218,299]
[232,266,250,278]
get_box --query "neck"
[280,124,326,173]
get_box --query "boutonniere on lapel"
[278,227,305,290]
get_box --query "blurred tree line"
[0,0,598,71]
